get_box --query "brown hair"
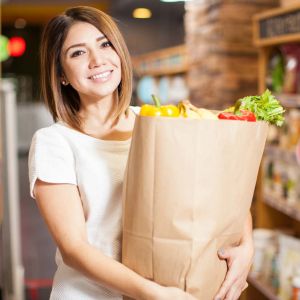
[40,6,132,130]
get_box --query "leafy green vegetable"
[234,89,285,126]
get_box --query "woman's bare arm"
[34,179,196,300]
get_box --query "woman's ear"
[61,77,69,86]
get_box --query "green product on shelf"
[271,53,284,93]
[266,49,284,93]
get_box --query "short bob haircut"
[40,6,133,130]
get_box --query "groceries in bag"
[140,90,285,126]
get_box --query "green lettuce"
[234,89,285,126]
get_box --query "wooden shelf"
[253,5,300,300]
[253,4,300,47]
[134,66,188,77]
[263,192,300,222]
[132,44,188,77]
[248,273,279,300]
[264,145,297,163]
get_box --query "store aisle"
[10,103,56,299]
[19,153,56,299]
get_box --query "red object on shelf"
[8,37,26,57]
[25,278,53,300]
[280,44,300,94]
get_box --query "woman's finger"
[225,281,247,300]
[223,284,239,300]
[229,285,244,300]
[242,282,248,291]
[225,280,248,300]
[214,271,239,300]
[214,279,233,300]
[218,247,236,262]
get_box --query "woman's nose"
[88,51,105,69]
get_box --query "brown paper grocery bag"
[122,116,268,300]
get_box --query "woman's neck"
[76,93,134,141]
[79,94,118,131]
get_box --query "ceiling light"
[14,18,27,29]
[133,8,152,19]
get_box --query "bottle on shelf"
[292,266,300,300]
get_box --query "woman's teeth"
[90,71,111,80]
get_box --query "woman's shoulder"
[33,123,63,139]
[31,123,73,148]
[29,123,75,165]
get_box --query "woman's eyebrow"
[64,35,106,55]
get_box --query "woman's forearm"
[62,242,159,300]
[241,212,254,248]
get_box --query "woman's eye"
[102,41,112,48]
[70,50,85,58]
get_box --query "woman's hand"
[154,286,197,300]
[141,278,197,300]
[213,239,253,300]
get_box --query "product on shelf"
[296,139,300,165]
[292,266,300,300]
[263,146,300,204]
[252,228,277,280]
[263,107,300,206]
[157,76,170,104]
[136,74,189,106]
[136,76,158,104]
[288,109,300,147]
[251,230,300,299]
[268,108,300,150]
[168,75,189,102]
[265,44,300,95]
[266,49,285,93]
[253,5,300,300]
[132,45,188,106]
[281,44,300,94]
[278,234,300,300]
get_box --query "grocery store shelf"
[275,93,300,108]
[132,44,188,77]
[248,273,279,300]
[263,192,300,222]
[264,145,297,163]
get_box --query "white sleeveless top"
[28,107,140,300]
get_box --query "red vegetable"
[218,110,256,122]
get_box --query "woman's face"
[60,21,121,101]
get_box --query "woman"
[29,6,253,300]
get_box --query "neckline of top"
[54,122,132,146]
[53,106,139,146]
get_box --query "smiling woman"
[40,6,132,131]
[60,22,122,109]
[29,5,197,300]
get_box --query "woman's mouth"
[89,70,112,82]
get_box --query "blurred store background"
[2,0,300,299]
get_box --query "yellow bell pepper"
[140,95,180,117]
